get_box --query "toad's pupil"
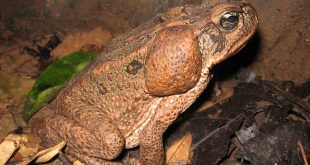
[227,15,238,23]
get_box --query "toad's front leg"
[44,107,124,164]
[139,97,191,165]
[140,70,210,165]
[139,26,202,164]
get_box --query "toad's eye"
[220,11,239,30]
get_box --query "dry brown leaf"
[0,99,14,114]
[0,113,17,139]
[0,139,19,165]
[0,134,29,164]
[196,88,234,112]
[0,71,34,102]
[4,133,29,142]
[0,41,40,77]
[4,132,42,163]
[52,27,112,58]
[16,141,66,165]
[73,160,85,165]
[166,134,192,165]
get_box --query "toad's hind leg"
[45,108,124,164]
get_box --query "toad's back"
[50,41,158,137]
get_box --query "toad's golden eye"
[220,11,239,30]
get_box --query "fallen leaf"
[16,141,66,165]
[166,134,192,165]
[0,71,34,102]
[0,113,17,140]
[0,99,13,118]
[0,139,19,165]
[196,88,233,112]
[73,160,85,165]
[52,27,111,58]
[23,51,99,121]
[4,133,29,142]
[0,134,29,164]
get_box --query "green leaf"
[23,51,99,121]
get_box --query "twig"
[190,115,243,151]
[263,81,310,112]
[263,81,310,122]
[298,141,309,165]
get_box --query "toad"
[43,0,258,164]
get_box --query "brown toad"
[43,0,258,164]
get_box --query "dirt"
[0,0,309,82]
[249,0,310,83]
